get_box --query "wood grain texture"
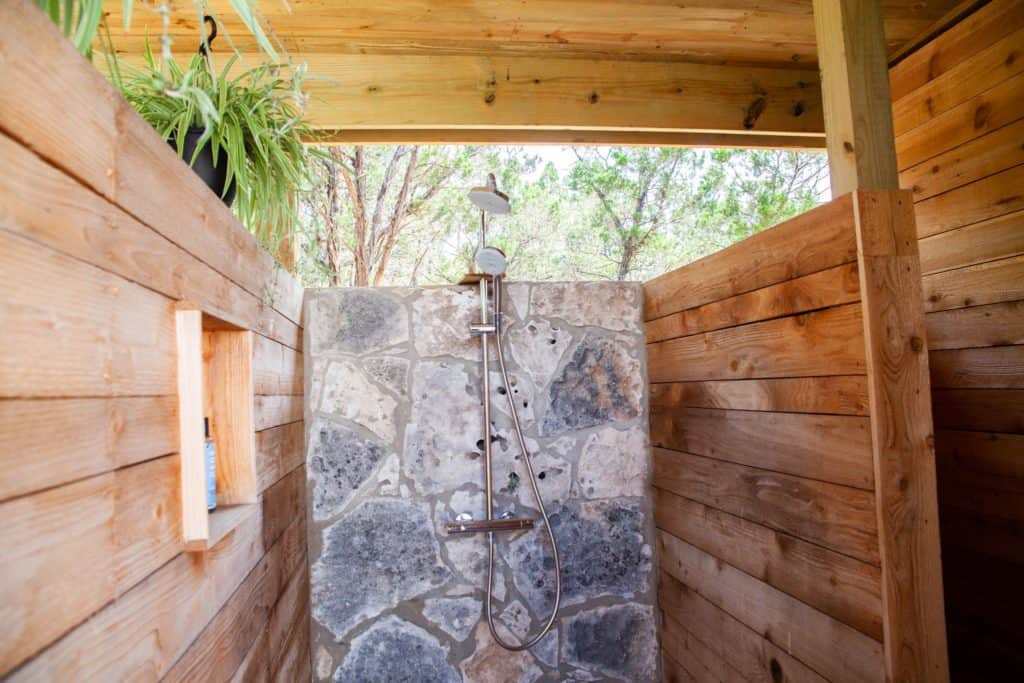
[645,261,860,343]
[6,471,305,682]
[647,303,866,383]
[649,375,870,415]
[660,569,831,683]
[176,308,209,549]
[659,531,886,683]
[922,253,1024,313]
[0,132,301,351]
[853,189,949,682]
[900,119,1024,203]
[926,299,1024,350]
[650,406,874,488]
[254,335,304,396]
[913,164,1024,239]
[256,422,306,494]
[654,488,883,639]
[932,391,1024,433]
[661,613,745,683]
[918,210,1024,275]
[205,330,258,506]
[929,344,1024,388]
[889,0,1024,101]
[0,396,176,502]
[0,474,116,676]
[653,448,880,564]
[892,27,1024,136]
[0,1,303,324]
[254,395,304,431]
[0,230,176,398]
[644,194,856,320]
[813,0,900,195]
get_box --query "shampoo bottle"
[204,417,217,511]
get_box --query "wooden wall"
[890,0,1024,677]
[0,5,308,681]
[645,190,946,682]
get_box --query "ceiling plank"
[308,128,826,149]
[102,0,963,69]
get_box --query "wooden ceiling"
[101,1,968,146]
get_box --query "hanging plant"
[101,18,317,251]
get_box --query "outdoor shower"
[444,174,563,651]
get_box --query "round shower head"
[474,246,508,276]
[469,174,511,214]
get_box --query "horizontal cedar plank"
[892,27,1024,137]
[932,390,1024,433]
[0,3,303,325]
[649,376,869,416]
[114,456,183,594]
[936,431,1024,479]
[889,0,1024,101]
[1,456,183,676]
[650,406,874,489]
[270,590,312,682]
[939,506,1024,565]
[901,119,1024,202]
[913,164,1024,239]
[896,72,1024,171]
[266,560,311,678]
[0,474,115,677]
[923,253,1024,312]
[645,262,860,343]
[260,465,307,551]
[937,471,1024,521]
[0,133,301,351]
[662,652,697,683]
[658,532,885,683]
[231,627,270,683]
[254,395,304,432]
[652,448,880,565]
[256,422,306,494]
[254,335,304,396]
[943,550,1024,642]
[0,396,176,502]
[6,472,305,681]
[648,303,866,383]
[643,195,856,321]
[659,570,829,683]
[929,344,1024,388]
[918,210,1024,275]
[654,489,883,639]
[0,230,175,398]
[660,613,745,683]
[926,300,1024,350]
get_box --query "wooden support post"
[813,0,900,195]
[853,190,949,682]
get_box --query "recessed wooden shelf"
[175,303,257,552]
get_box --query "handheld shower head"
[474,246,507,276]
[469,173,511,215]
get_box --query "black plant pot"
[170,127,236,206]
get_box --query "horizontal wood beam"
[111,51,824,136]
[306,127,826,149]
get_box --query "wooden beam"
[853,190,949,682]
[812,0,900,195]
[308,127,827,149]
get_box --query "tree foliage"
[295,145,828,287]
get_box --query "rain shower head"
[474,246,507,276]
[468,173,511,214]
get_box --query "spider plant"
[104,36,315,248]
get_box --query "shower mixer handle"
[469,322,496,335]
[445,517,535,535]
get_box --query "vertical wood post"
[853,190,949,682]
[813,0,899,195]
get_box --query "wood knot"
[791,100,805,117]
[770,659,784,682]
[743,97,767,129]
[899,476,910,492]
[588,92,600,104]
[974,104,990,129]
[484,92,496,104]
[843,141,855,153]
[910,336,924,353]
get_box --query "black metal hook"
[198,15,217,56]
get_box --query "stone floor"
[305,282,659,682]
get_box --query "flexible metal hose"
[483,275,562,651]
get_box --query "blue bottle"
[204,417,217,511]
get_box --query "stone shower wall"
[304,282,658,682]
